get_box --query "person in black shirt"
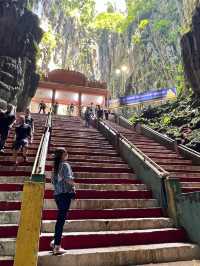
[0,104,16,153]
[39,101,47,114]
[104,109,109,120]
[25,108,34,134]
[12,116,32,164]
[96,105,104,120]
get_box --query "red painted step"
[0,171,30,176]
[1,259,13,266]
[0,225,18,238]
[42,208,163,220]
[73,178,141,184]
[182,188,200,193]
[44,189,152,199]
[0,184,23,191]
[0,201,21,211]
[39,228,187,251]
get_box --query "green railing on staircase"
[14,112,52,266]
[31,113,52,181]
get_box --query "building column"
[105,95,109,108]
[78,93,82,117]
[52,89,56,106]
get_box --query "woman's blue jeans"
[54,193,72,246]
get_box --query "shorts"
[12,139,29,151]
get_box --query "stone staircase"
[106,121,200,194]
[1,115,200,265]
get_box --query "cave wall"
[33,0,182,98]
[181,0,200,95]
[0,0,43,111]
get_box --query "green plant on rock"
[161,115,171,126]
[93,12,125,33]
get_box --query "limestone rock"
[181,3,200,95]
[0,0,43,111]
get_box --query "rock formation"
[0,0,43,110]
[181,2,200,95]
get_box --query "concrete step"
[73,178,141,184]
[139,148,176,154]
[47,155,124,162]
[46,183,148,191]
[0,150,37,156]
[153,158,192,165]
[0,191,21,201]
[161,165,200,173]
[72,172,135,179]
[0,211,20,224]
[181,182,200,187]
[0,238,15,256]
[46,162,130,169]
[148,154,184,159]
[136,145,172,151]
[37,243,200,266]
[49,148,119,156]
[51,139,110,145]
[44,198,158,210]
[0,176,27,184]
[141,261,200,266]
[41,218,174,233]
[51,134,105,139]
[51,143,114,150]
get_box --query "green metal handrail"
[31,111,52,179]
[100,119,169,178]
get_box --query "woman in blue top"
[51,147,75,255]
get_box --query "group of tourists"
[0,105,34,164]
[84,102,110,128]
[38,101,75,116]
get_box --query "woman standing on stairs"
[51,147,76,255]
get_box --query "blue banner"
[119,88,177,105]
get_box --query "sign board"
[119,88,177,106]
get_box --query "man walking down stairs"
[38,115,200,266]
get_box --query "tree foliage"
[94,12,125,33]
